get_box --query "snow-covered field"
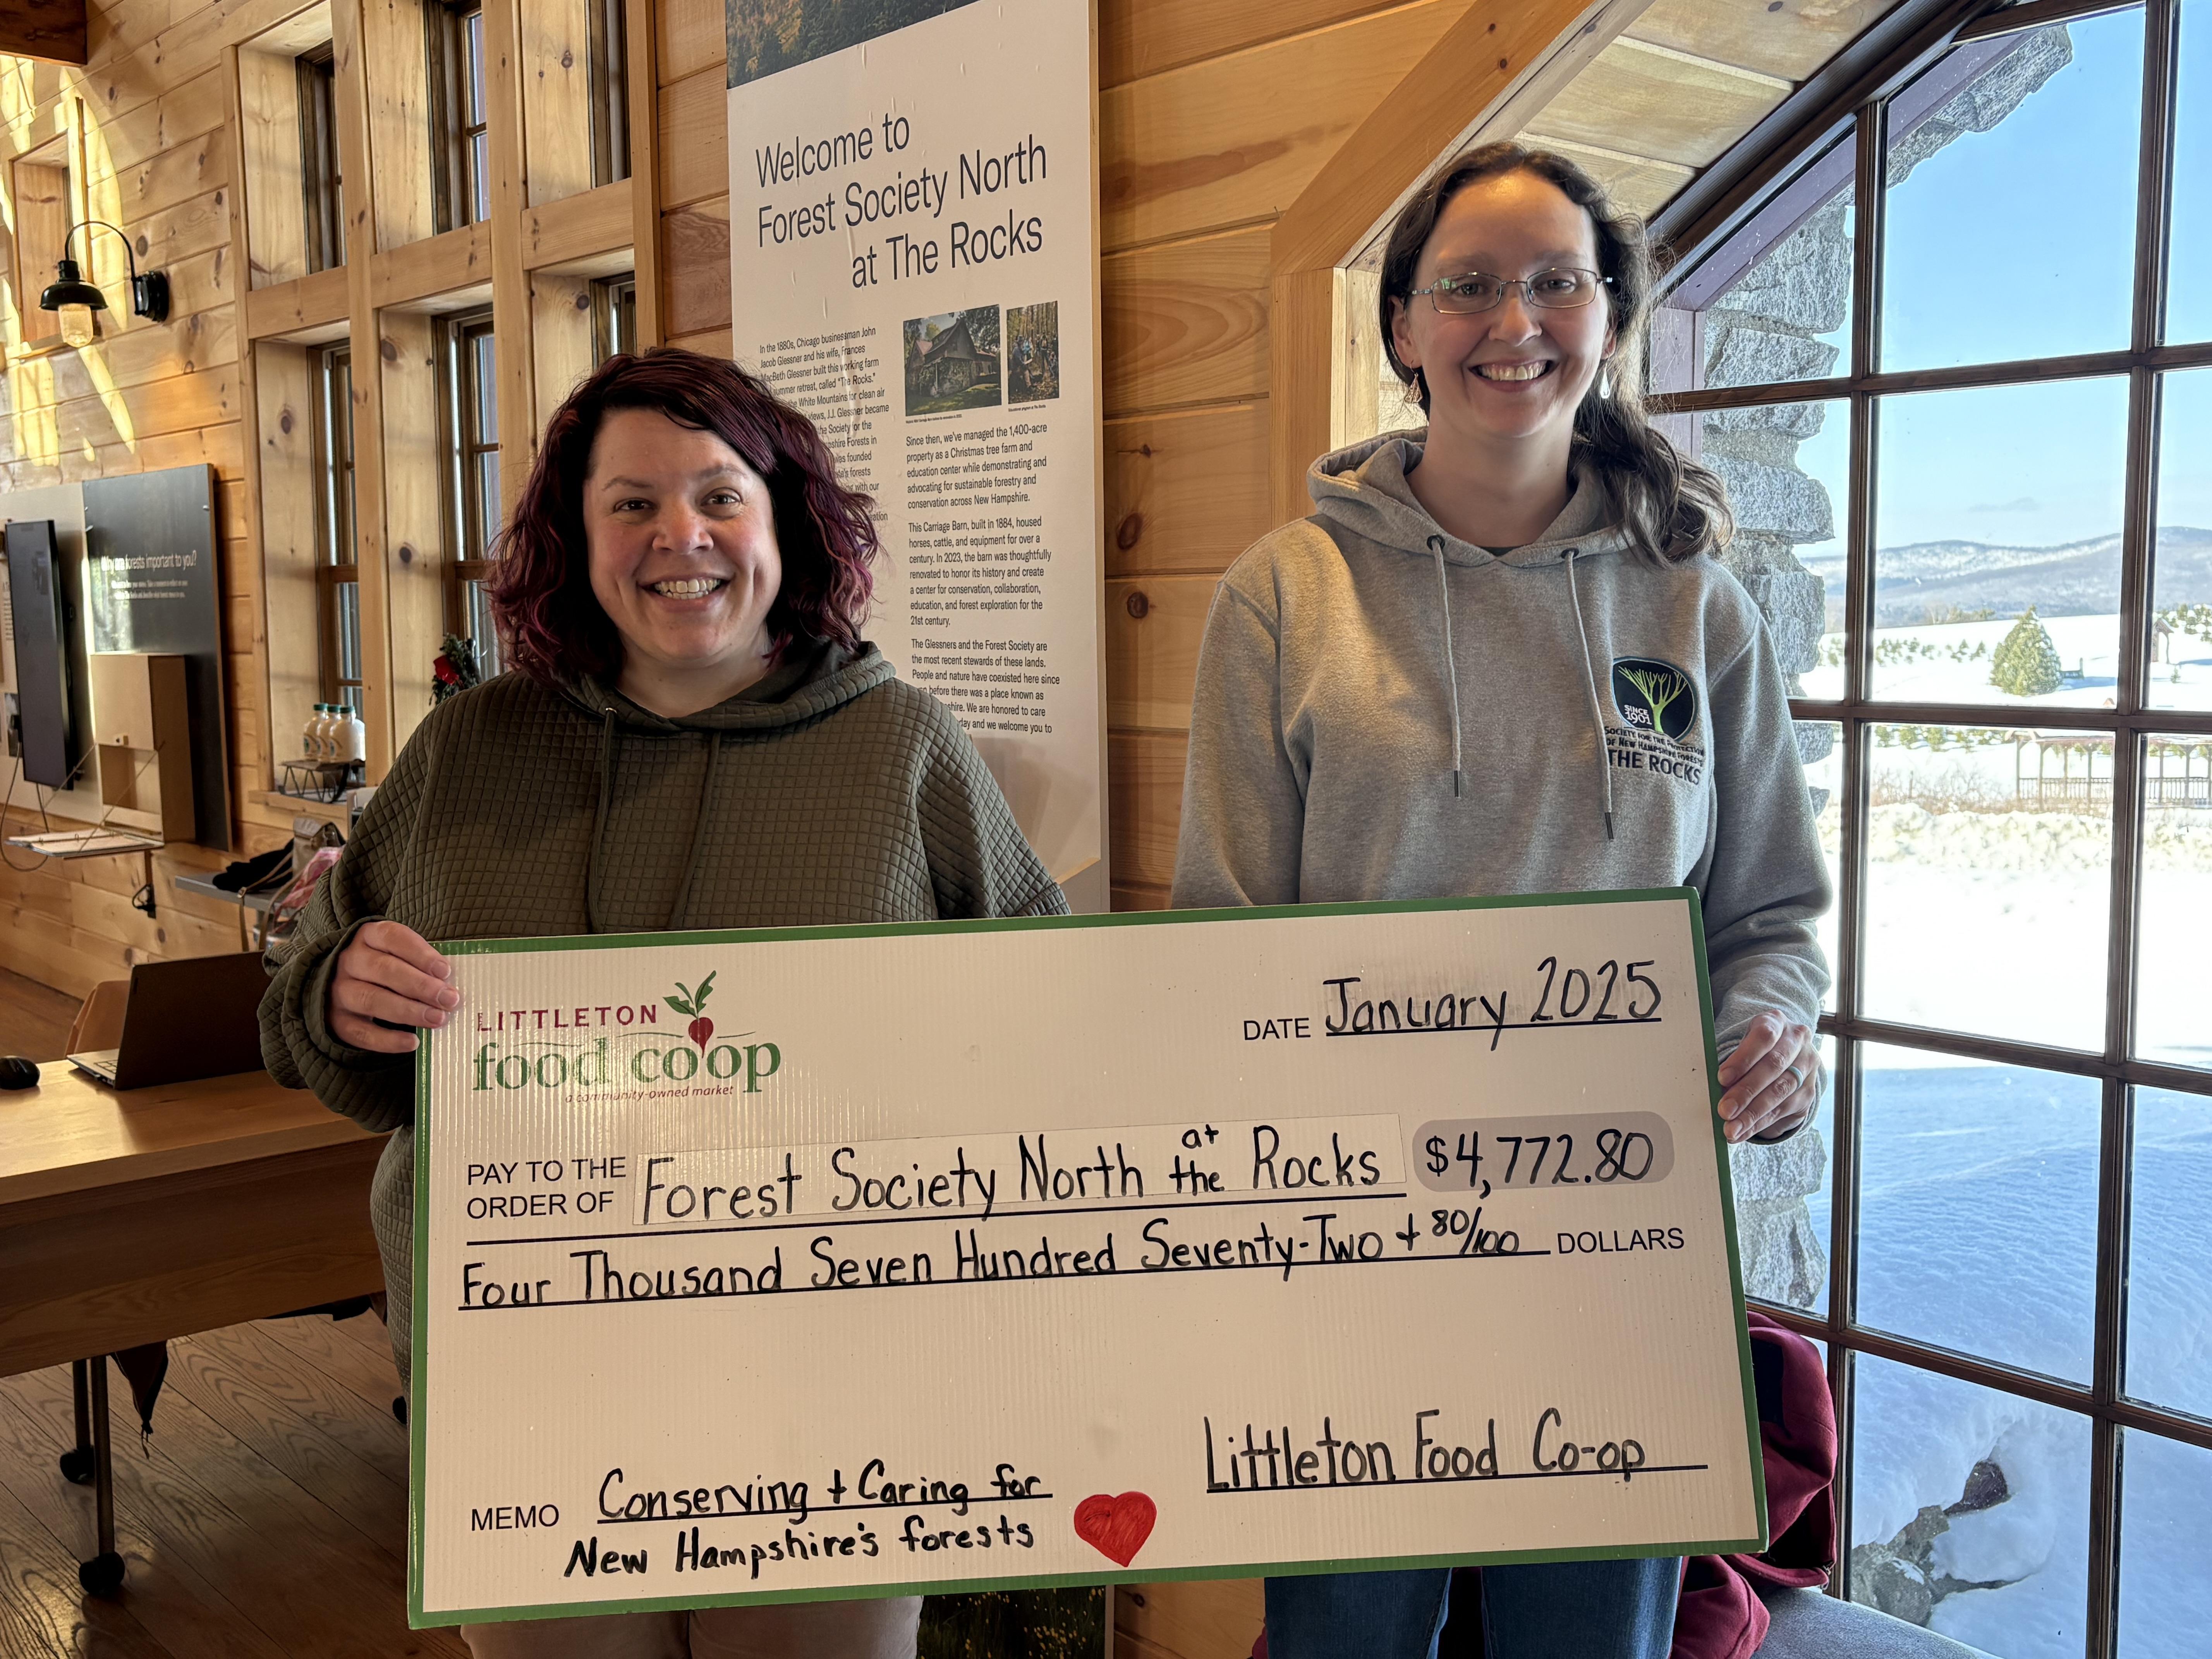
[1804,1075,2209,1659]
[1797,611,2212,712]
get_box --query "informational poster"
[409,893,1765,1626]
[725,0,1106,903]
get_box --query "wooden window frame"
[311,343,362,712]
[592,272,636,363]
[440,306,500,644]
[588,0,630,188]
[297,43,345,274]
[426,0,489,234]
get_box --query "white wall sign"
[409,893,1766,1626]
[724,0,1106,905]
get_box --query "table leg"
[77,1357,124,1596]
[58,1358,95,1484]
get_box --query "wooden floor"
[0,1309,463,1659]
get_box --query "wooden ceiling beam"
[0,0,87,66]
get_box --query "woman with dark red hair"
[259,347,1063,1659]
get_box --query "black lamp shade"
[39,258,106,313]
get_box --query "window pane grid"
[1666,4,2212,1642]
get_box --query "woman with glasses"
[1171,143,1831,1657]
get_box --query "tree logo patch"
[1611,658,1698,741]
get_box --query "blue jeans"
[1264,1558,1680,1659]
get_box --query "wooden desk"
[0,1061,387,1378]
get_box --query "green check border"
[409,888,1769,1627]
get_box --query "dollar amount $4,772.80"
[1412,1111,1676,1198]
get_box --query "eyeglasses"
[1407,268,1611,314]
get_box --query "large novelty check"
[410,892,1766,1626]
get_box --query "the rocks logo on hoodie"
[1608,656,1706,786]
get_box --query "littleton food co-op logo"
[468,969,782,1093]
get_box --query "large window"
[1652,2,2211,1654]
[312,345,363,714]
[429,2,489,231]
[441,308,501,675]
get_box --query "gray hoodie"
[1171,431,1829,1058]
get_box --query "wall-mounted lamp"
[38,220,170,349]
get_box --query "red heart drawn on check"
[1073,1492,1156,1567]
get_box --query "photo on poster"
[726,0,984,87]
[1006,301,1060,405]
[904,307,1002,416]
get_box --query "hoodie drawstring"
[584,707,618,933]
[1429,535,1465,799]
[1563,549,1617,841]
[666,729,723,929]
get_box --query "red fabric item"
[1669,1310,1838,1659]
[1247,1311,1836,1659]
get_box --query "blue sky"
[1784,3,2210,553]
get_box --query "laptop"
[69,952,273,1089]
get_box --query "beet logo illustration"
[664,972,718,1051]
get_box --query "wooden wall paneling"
[238,45,307,288]
[622,0,659,344]
[655,0,717,84]
[1099,0,1473,255]
[1102,224,1271,419]
[0,0,88,67]
[1106,728,1188,892]
[90,125,230,254]
[529,270,592,444]
[663,324,728,359]
[88,63,230,180]
[365,220,489,309]
[253,339,318,788]
[1099,0,1410,88]
[1103,401,1269,579]
[124,179,236,274]
[653,65,720,210]
[357,0,431,250]
[524,176,630,270]
[243,262,349,336]
[1103,572,1212,731]
[45,365,237,453]
[660,192,725,341]
[330,0,393,771]
[519,0,592,208]
[375,309,445,754]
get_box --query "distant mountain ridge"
[1800,526,2212,628]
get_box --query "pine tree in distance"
[1990,607,2064,697]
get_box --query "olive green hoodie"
[259,641,1064,1377]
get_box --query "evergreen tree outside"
[1989,607,2064,697]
